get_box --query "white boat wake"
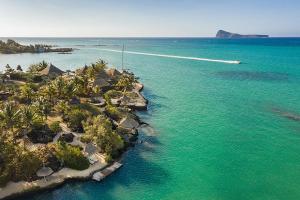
[99,49,241,64]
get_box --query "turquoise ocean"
[1,38,300,200]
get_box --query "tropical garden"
[0,60,143,186]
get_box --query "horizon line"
[1,36,300,39]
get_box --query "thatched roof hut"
[95,69,110,80]
[39,64,64,76]
[93,78,110,88]
[119,116,140,130]
[106,68,121,78]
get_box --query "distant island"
[216,30,269,38]
[0,60,147,199]
[0,39,73,54]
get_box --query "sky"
[0,0,299,37]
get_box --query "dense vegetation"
[0,39,73,54]
[0,60,140,186]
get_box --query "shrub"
[65,109,89,132]
[105,104,124,121]
[29,74,44,83]
[55,142,89,170]
[31,117,45,130]
[80,134,93,143]
[9,72,27,81]
[49,121,62,133]
[104,90,122,101]
[9,72,43,83]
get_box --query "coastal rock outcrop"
[216,30,269,38]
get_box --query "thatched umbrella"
[36,167,54,178]
[84,142,97,156]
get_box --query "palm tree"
[52,77,65,99]
[4,64,14,74]
[39,84,56,105]
[116,75,133,94]
[81,75,90,96]
[20,106,38,130]
[16,65,23,72]
[72,76,83,95]
[95,59,107,70]
[0,102,21,142]
[63,81,76,100]
[55,101,70,118]
[20,84,34,104]
[38,60,48,70]
[35,97,51,120]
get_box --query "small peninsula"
[216,30,269,38]
[0,60,147,199]
[0,39,73,54]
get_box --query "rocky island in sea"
[0,59,148,199]
[216,30,269,38]
[0,39,73,54]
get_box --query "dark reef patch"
[272,107,300,122]
[215,71,289,82]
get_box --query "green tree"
[4,64,14,74]
[55,142,89,170]
[20,84,35,103]
[115,75,134,93]
[52,76,66,99]
[65,108,89,132]
[13,149,42,181]
[28,60,48,73]
[39,84,56,105]
[54,101,70,118]
[83,115,124,158]
[34,97,52,120]
[0,102,21,142]
[39,60,48,70]
[16,65,23,71]
[63,81,76,100]
[49,121,62,133]
[20,106,38,130]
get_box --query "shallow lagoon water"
[1,38,300,200]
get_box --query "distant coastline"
[0,39,73,54]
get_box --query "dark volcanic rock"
[27,125,56,144]
[216,30,269,38]
[58,132,75,143]
[45,154,61,172]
